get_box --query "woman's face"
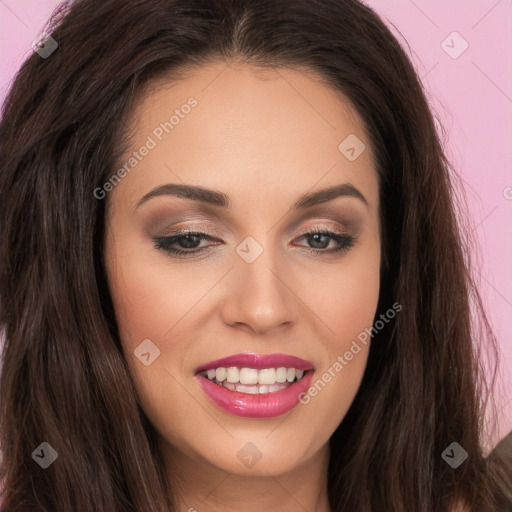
[104,61,380,480]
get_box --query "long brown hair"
[1,0,511,510]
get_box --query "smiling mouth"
[197,366,310,395]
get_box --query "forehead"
[110,61,378,212]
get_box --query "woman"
[1,0,511,510]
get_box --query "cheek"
[109,268,181,346]
[329,258,380,340]
[105,233,196,350]
[307,236,381,348]
[298,239,380,429]
[104,237,201,425]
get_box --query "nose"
[220,247,299,335]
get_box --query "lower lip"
[195,371,315,418]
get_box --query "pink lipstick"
[194,353,315,418]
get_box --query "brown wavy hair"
[1,0,511,510]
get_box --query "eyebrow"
[136,182,368,210]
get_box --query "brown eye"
[153,231,218,257]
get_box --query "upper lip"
[194,352,315,373]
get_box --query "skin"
[104,60,381,512]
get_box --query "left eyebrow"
[135,182,368,210]
[291,183,368,209]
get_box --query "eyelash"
[153,227,357,258]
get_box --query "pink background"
[1,1,511,447]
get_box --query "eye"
[153,231,216,258]
[294,227,357,255]
[153,227,357,258]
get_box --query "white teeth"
[258,368,276,385]
[226,367,239,383]
[201,366,308,392]
[215,367,226,382]
[236,384,259,394]
[275,367,287,383]
[231,382,288,394]
[239,368,259,385]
